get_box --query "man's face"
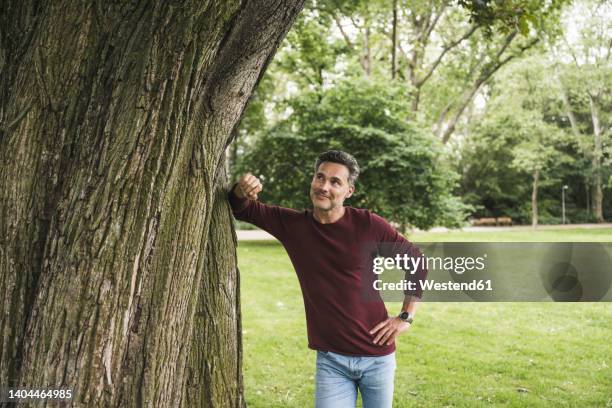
[310,162,354,211]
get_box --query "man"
[228,150,427,407]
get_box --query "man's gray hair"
[314,150,360,186]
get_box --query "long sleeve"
[227,185,300,241]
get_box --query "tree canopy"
[233,0,611,227]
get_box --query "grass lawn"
[238,228,612,407]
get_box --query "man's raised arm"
[228,172,294,241]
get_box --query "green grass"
[239,229,612,407]
[406,228,612,242]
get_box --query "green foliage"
[236,79,471,229]
[274,8,346,87]
[554,57,612,188]
[460,55,575,221]
[254,0,568,145]
[457,0,568,36]
[460,113,532,221]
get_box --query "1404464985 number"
[2,387,73,402]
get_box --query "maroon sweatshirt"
[229,191,426,356]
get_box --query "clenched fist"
[234,173,263,200]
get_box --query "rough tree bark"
[0,1,304,407]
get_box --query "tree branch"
[331,12,355,51]
[437,31,540,143]
[416,24,479,88]
[422,3,448,48]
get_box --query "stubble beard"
[311,190,335,211]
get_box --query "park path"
[236,223,612,241]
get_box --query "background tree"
[0,1,304,406]
[459,50,605,224]
[509,120,570,227]
[288,0,567,143]
[549,0,612,222]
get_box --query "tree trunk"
[588,94,605,222]
[0,1,304,407]
[592,167,604,222]
[532,168,539,228]
[391,0,398,80]
[586,179,591,215]
[362,24,371,76]
[558,80,603,222]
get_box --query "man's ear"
[346,185,355,199]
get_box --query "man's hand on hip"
[369,317,410,346]
[235,173,263,200]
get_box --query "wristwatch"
[398,311,414,324]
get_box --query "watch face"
[399,312,413,323]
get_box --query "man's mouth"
[315,192,329,199]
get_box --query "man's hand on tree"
[369,317,410,346]
[234,173,263,200]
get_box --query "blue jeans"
[315,350,396,408]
